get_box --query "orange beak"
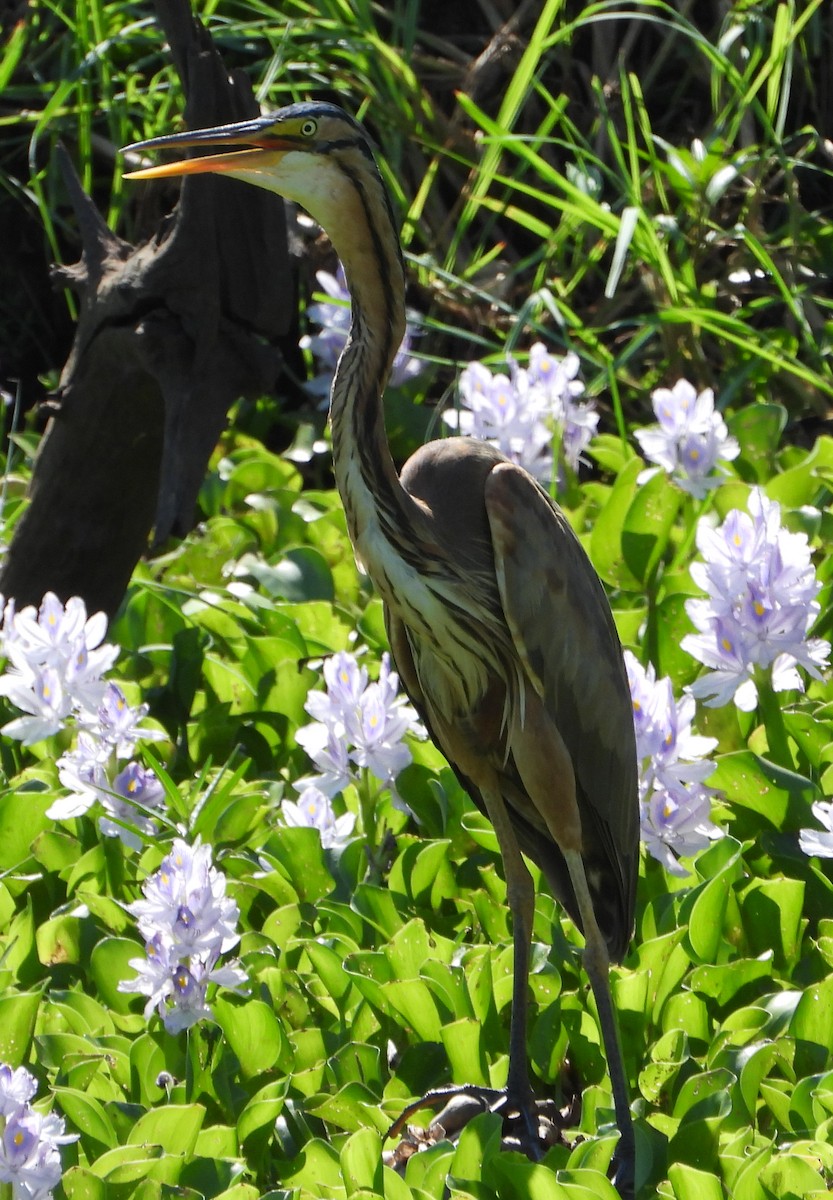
[122,115,291,181]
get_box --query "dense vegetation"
[1,3,833,1199]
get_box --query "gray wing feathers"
[484,462,639,928]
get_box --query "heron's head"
[123,101,400,281]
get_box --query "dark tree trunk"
[0,0,293,617]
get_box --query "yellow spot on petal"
[721,637,733,652]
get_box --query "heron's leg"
[562,847,635,1198]
[385,783,546,1152]
[479,782,535,1110]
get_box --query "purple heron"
[124,103,639,1195]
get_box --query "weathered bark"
[0,0,292,617]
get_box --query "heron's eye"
[300,119,318,138]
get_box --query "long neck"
[322,164,421,563]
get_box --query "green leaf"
[310,1082,389,1134]
[193,1124,238,1158]
[621,468,682,585]
[237,1078,289,1146]
[689,957,774,1006]
[759,1152,828,1199]
[0,788,52,870]
[739,878,806,971]
[53,1086,118,1151]
[0,990,41,1064]
[727,403,787,481]
[681,874,730,965]
[129,1033,167,1107]
[128,1104,206,1157]
[90,937,144,1014]
[404,1143,455,1195]
[280,1137,343,1193]
[490,1153,574,1198]
[262,827,335,905]
[61,1166,107,1200]
[449,1111,502,1183]
[386,919,437,979]
[213,996,290,1079]
[590,457,643,590]
[668,1161,726,1200]
[36,914,83,966]
[440,1018,489,1088]
[790,977,833,1075]
[340,1127,384,1197]
[1,895,37,981]
[88,1143,165,1182]
[672,1068,735,1121]
[352,883,405,939]
[250,546,335,601]
[738,1041,795,1121]
[304,938,355,1002]
[31,829,81,872]
[386,978,443,1042]
[711,752,817,829]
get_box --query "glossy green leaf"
[61,1167,107,1200]
[668,1161,726,1200]
[340,1127,384,1196]
[237,1078,289,1146]
[621,467,682,584]
[790,977,833,1075]
[53,1086,118,1151]
[710,752,817,828]
[0,990,41,1065]
[759,1152,828,1199]
[213,996,290,1078]
[590,457,643,590]
[89,937,144,1014]
[128,1103,205,1156]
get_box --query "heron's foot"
[384,1084,562,1166]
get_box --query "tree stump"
[0,0,294,617]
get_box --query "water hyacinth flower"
[119,837,246,1034]
[87,682,164,759]
[301,266,423,396]
[0,591,167,850]
[443,343,597,485]
[0,665,73,746]
[0,593,118,737]
[681,488,830,711]
[625,651,722,875]
[635,379,740,498]
[281,786,356,849]
[0,1067,37,1118]
[48,718,166,851]
[292,650,423,830]
[0,1062,77,1200]
[799,801,833,858]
